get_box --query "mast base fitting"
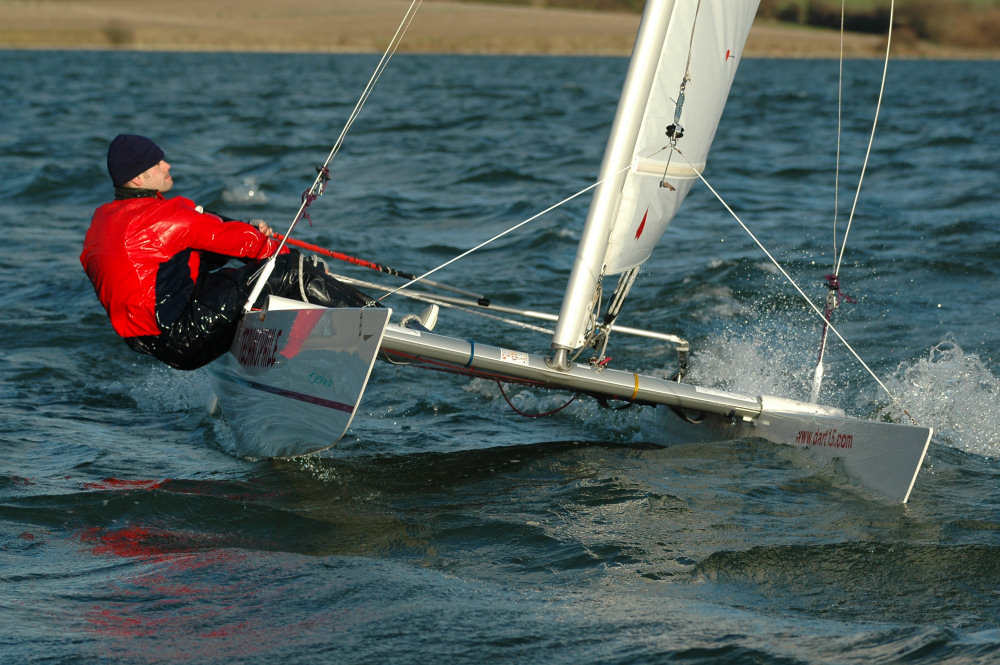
[546,347,572,372]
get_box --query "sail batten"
[550,0,759,353]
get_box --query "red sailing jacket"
[81,193,283,338]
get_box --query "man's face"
[134,159,173,192]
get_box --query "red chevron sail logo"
[635,208,648,240]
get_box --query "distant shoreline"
[1,0,996,59]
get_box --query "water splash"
[127,365,216,414]
[877,338,1000,458]
[684,327,816,402]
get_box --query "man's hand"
[250,219,274,237]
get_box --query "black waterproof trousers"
[125,251,373,370]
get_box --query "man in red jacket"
[82,134,371,370]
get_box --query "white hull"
[208,301,929,502]
[379,325,930,503]
[208,297,391,458]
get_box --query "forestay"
[552,0,759,353]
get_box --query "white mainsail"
[551,0,759,355]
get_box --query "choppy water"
[2,50,999,664]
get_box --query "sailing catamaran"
[207,0,932,503]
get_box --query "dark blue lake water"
[1,49,999,664]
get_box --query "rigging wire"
[811,0,896,401]
[286,0,422,243]
[375,166,631,303]
[835,1,894,277]
[341,272,556,335]
[675,148,918,426]
[833,2,846,268]
[810,1,849,401]
[660,0,701,187]
[243,0,423,310]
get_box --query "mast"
[549,0,758,369]
[550,0,676,368]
